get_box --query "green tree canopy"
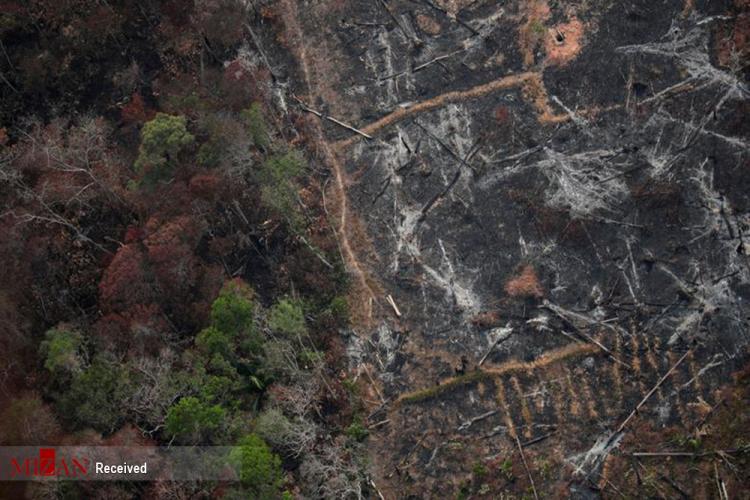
[165,396,226,444]
[58,356,131,433]
[196,326,233,359]
[39,327,85,375]
[229,433,283,498]
[134,113,194,182]
[258,151,306,230]
[211,280,255,335]
[241,102,269,150]
[259,151,304,185]
[210,279,264,356]
[267,299,306,338]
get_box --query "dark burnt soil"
[254,0,749,497]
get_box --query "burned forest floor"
[252,0,750,498]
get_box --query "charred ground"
[251,0,750,497]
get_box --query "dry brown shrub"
[715,10,750,68]
[416,14,442,36]
[504,265,544,298]
[470,310,502,328]
[493,105,511,124]
[121,93,155,125]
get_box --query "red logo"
[40,448,55,476]
[10,448,89,478]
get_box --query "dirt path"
[274,0,608,326]
[334,71,539,148]
[394,342,600,405]
[278,0,379,323]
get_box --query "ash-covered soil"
[252,0,749,497]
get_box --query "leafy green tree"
[258,151,305,230]
[267,299,306,338]
[211,280,263,355]
[39,327,85,375]
[229,433,283,499]
[259,151,305,184]
[328,296,350,324]
[58,357,131,433]
[198,373,242,408]
[211,280,254,334]
[171,355,241,410]
[206,352,240,378]
[134,113,194,183]
[196,326,233,359]
[241,102,269,150]
[197,139,222,168]
[165,396,226,444]
[345,416,369,442]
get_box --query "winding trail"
[277,0,703,324]
[276,0,571,325]
[279,0,379,322]
[334,71,542,149]
[276,0,646,326]
[331,68,697,151]
[395,341,600,405]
